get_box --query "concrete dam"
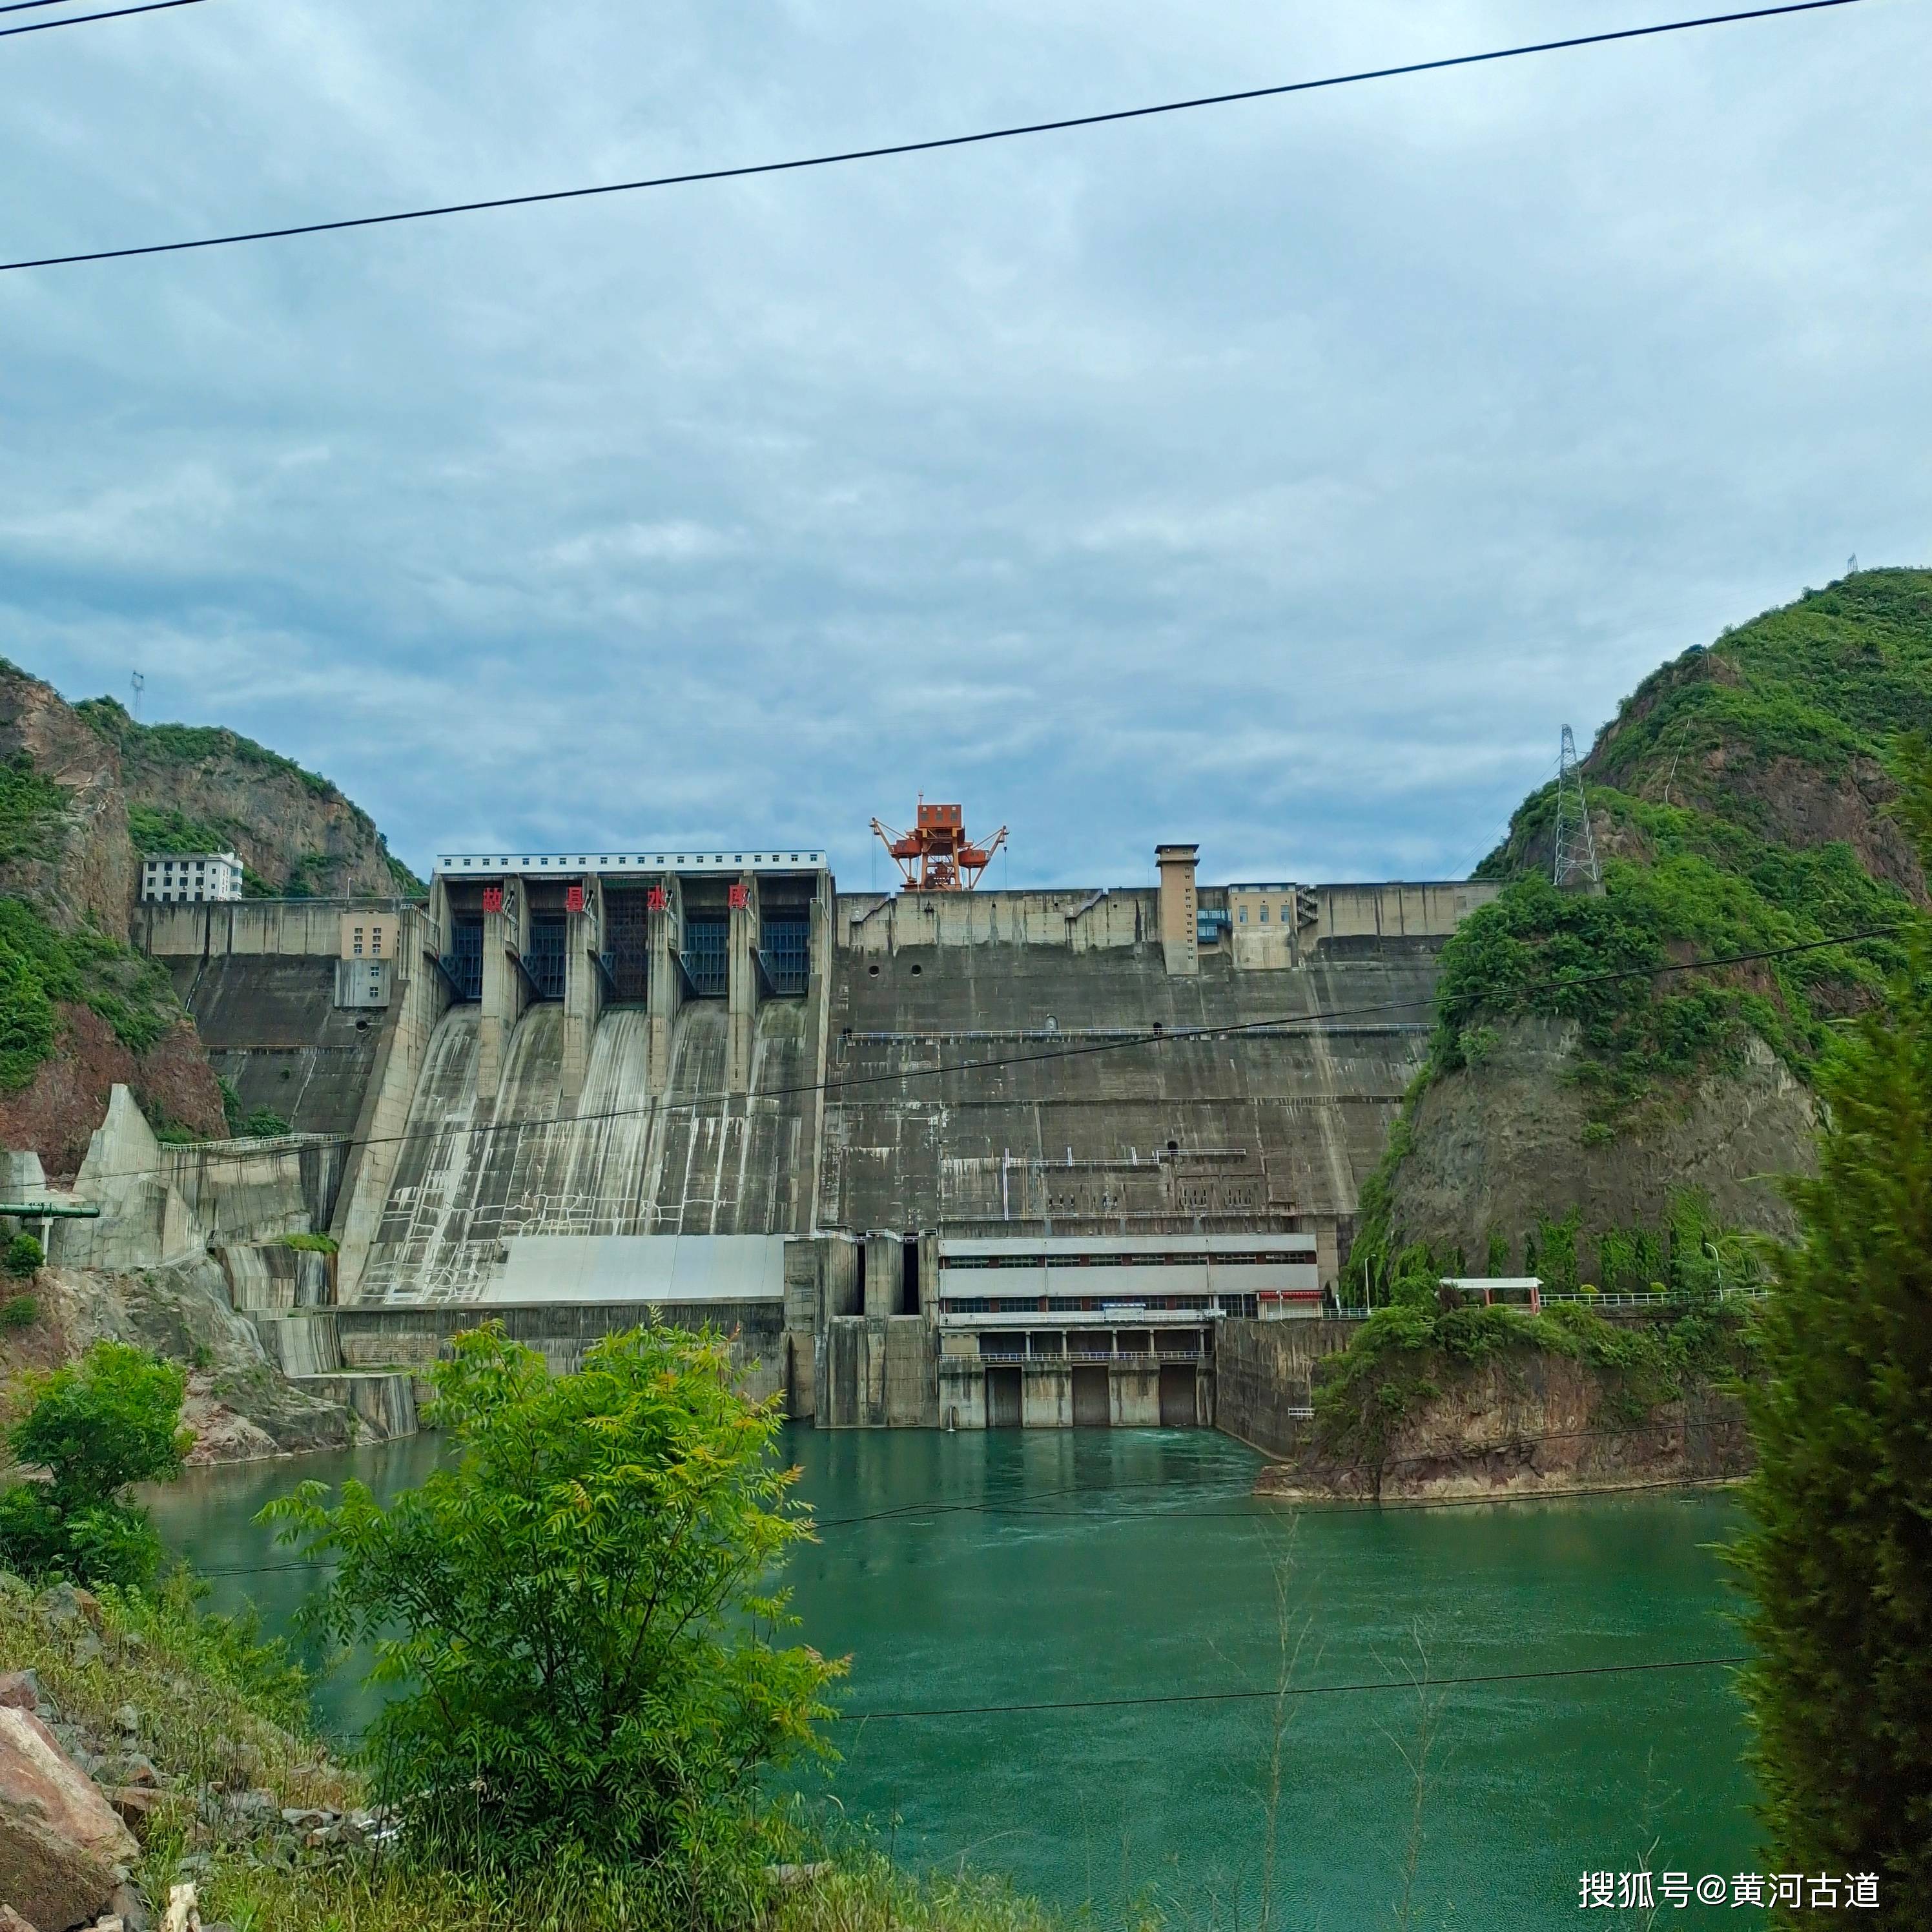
[136,846,1498,1435]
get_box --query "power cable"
[1443,755,1560,883]
[0,0,1879,272]
[77,920,1906,1189]
[841,1654,1748,1721]
[1,0,215,36]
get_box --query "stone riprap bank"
[135,849,1497,1430]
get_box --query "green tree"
[1731,737,1932,1914]
[0,1341,190,1588]
[265,1322,843,1918]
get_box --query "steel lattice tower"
[1551,724,1602,892]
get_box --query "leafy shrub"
[277,1232,337,1253]
[215,1080,293,1140]
[0,1294,38,1329]
[6,1232,43,1277]
[265,1322,843,1918]
[0,1341,191,1589]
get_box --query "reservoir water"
[147,1430,1760,1927]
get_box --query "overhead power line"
[80,920,1905,1189]
[0,0,214,35]
[843,1654,1749,1721]
[0,0,1877,272]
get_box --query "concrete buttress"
[727,872,760,1096]
[647,874,683,1100]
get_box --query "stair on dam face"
[354,999,813,1306]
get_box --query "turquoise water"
[147,1430,1761,1927]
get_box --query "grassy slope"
[0,1577,1074,1932]
[1354,570,1932,1281]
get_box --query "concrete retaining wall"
[137,899,420,959]
[334,1299,787,1400]
[1214,1317,1360,1457]
[815,1315,937,1428]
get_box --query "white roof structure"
[436,849,825,876]
[491,1234,786,1304]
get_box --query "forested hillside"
[1362,568,1932,1289]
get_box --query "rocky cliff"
[0,664,132,941]
[0,655,416,1458]
[74,697,419,901]
[0,663,225,1167]
[1256,1300,1754,1501]
[1362,569,1932,1281]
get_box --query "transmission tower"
[129,671,145,720]
[1551,724,1601,893]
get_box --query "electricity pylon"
[1552,724,1602,893]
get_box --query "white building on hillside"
[140,852,243,903]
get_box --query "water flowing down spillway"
[356,1001,812,1304]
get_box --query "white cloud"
[0,0,1925,887]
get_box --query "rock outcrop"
[1364,569,1932,1276]
[0,1705,139,1932]
[1384,1017,1815,1265]
[0,1007,223,1184]
[1256,1348,1751,1503]
[74,698,413,900]
[0,665,132,942]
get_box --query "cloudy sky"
[1,0,1925,889]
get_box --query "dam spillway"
[141,858,1498,1428]
[355,1000,814,1305]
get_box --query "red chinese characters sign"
[646,887,668,912]
[727,884,750,910]
[481,887,503,914]
[566,885,585,914]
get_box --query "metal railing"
[1541,1288,1769,1310]
[976,1349,1205,1368]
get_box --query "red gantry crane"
[870,800,1008,892]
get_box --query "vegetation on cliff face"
[1731,737,1932,1900]
[0,751,70,865]
[1355,570,1932,1291]
[1455,570,1931,1114]
[0,897,181,1089]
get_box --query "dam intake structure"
[137,847,1499,1430]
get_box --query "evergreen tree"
[1732,740,1932,1918]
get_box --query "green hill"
[1361,568,1932,1289]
